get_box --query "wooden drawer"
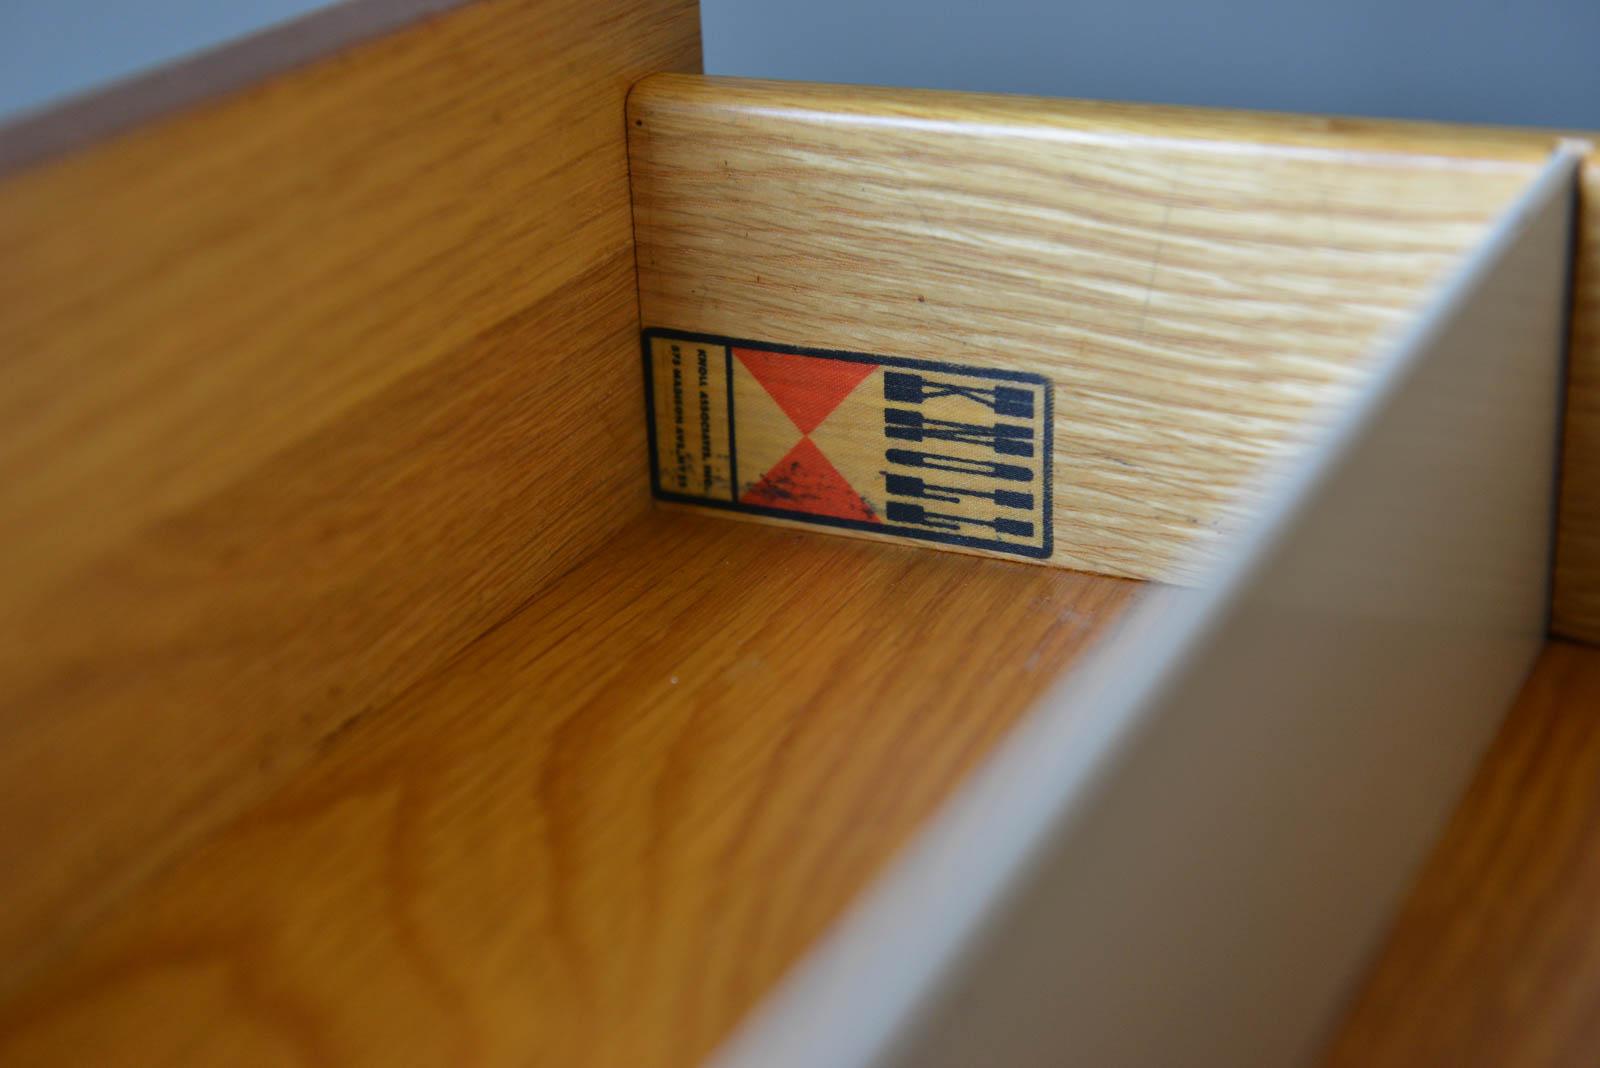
[2,3,1597,1066]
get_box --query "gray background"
[1,0,333,118]
[4,0,1599,127]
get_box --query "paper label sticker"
[644,329,1053,559]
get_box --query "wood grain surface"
[0,512,1137,1068]
[0,0,699,996]
[627,76,1545,583]
[1321,640,1600,1068]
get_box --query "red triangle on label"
[741,437,879,523]
[734,348,877,435]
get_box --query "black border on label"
[641,328,1054,560]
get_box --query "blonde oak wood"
[625,76,1600,644]
[627,75,1546,583]
[0,0,699,997]
[1321,640,1600,1068]
[0,511,1137,1068]
[2,34,1595,1068]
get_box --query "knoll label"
[643,329,1052,559]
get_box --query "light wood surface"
[7,31,1600,1068]
[0,0,699,995]
[0,512,1137,1068]
[625,76,1600,644]
[1321,640,1600,1068]
[627,75,1545,583]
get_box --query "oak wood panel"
[627,75,1544,583]
[0,512,1138,1068]
[0,0,699,995]
[1321,640,1600,1068]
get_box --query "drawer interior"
[0,510,1135,1065]
[2,5,1597,1064]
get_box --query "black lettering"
[885,448,1032,482]
[883,473,1032,510]
[670,349,688,489]
[883,408,1033,457]
[698,389,713,463]
[883,371,1034,418]
[885,501,1033,538]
